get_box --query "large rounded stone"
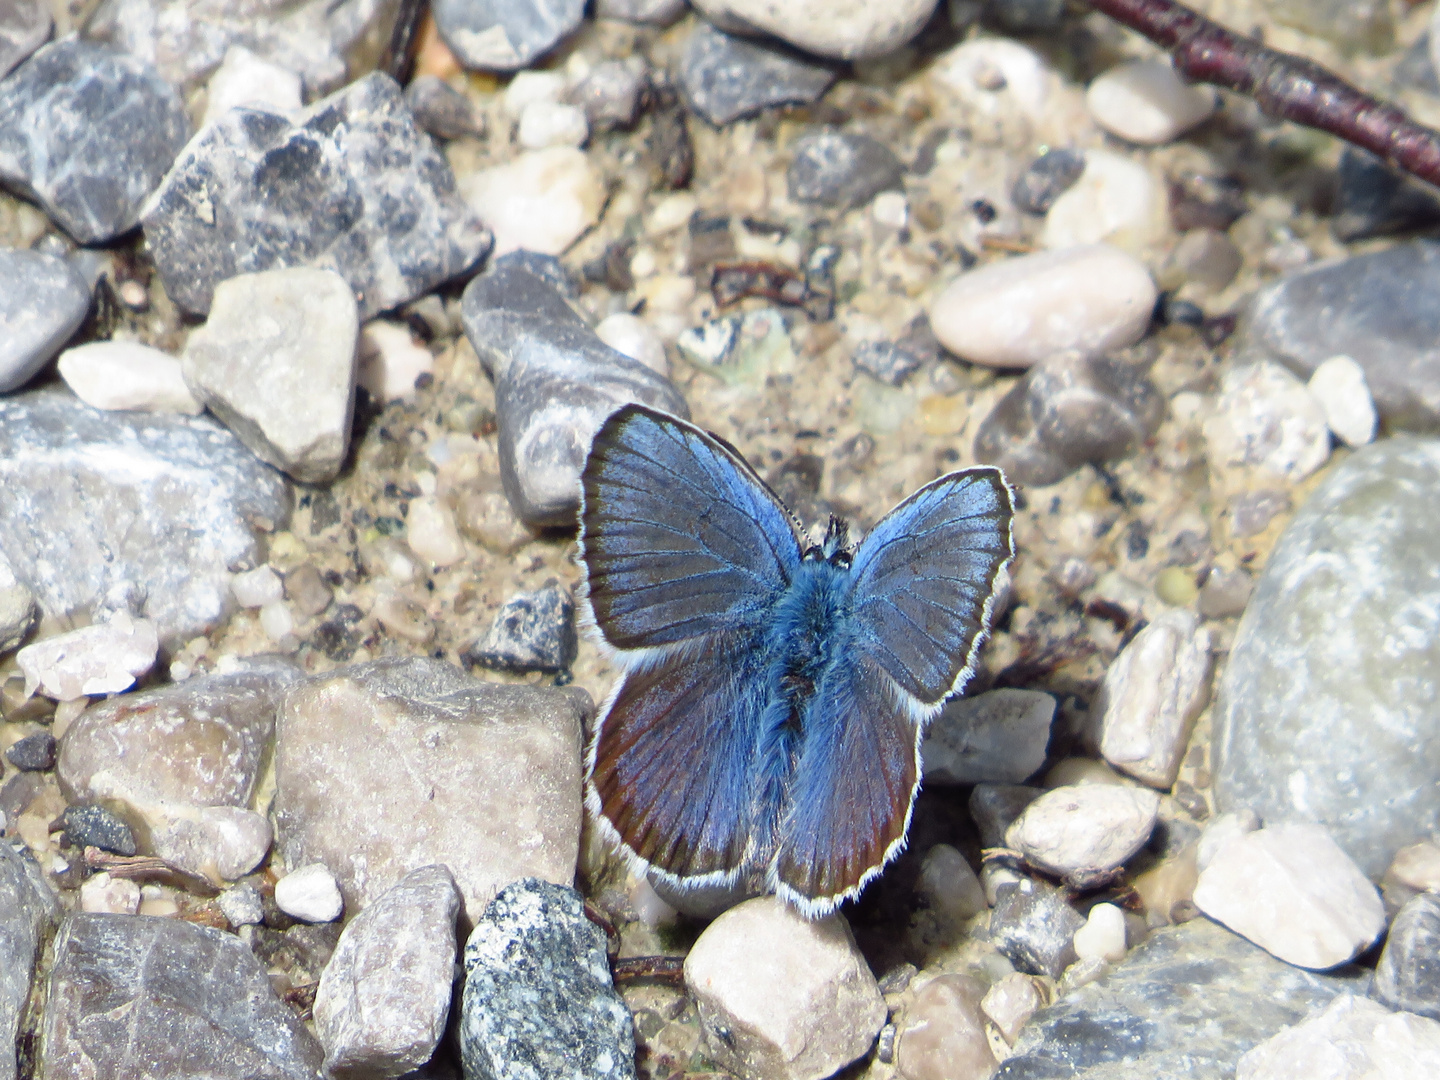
[1212,436,1440,877]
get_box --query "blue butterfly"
[579,405,1014,917]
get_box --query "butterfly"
[578,405,1014,917]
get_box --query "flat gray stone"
[273,656,590,926]
[1375,892,1440,1020]
[786,129,904,211]
[922,688,1054,786]
[461,264,688,527]
[461,878,635,1080]
[0,389,291,647]
[433,0,585,71]
[0,39,188,244]
[143,72,491,320]
[1212,436,1440,877]
[464,580,577,674]
[1244,240,1440,431]
[0,840,57,1080]
[678,22,836,126]
[0,247,92,394]
[41,912,323,1080]
[0,0,48,81]
[988,877,1085,978]
[997,918,1368,1079]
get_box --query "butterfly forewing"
[580,406,803,651]
[848,469,1014,704]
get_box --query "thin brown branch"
[1086,0,1440,188]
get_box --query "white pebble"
[1203,361,1331,484]
[407,496,466,567]
[1042,149,1164,249]
[1005,783,1160,885]
[1086,59,1217,145]
[517,100,588,149]
[916,844,988,921]
[57,341,203,415]
[692,0,936,60]
[1307,355,1377,448]
[1196,808,1261,872]
[1193,822,1385,970]
[503,70,566,118]
[871,191,908,230]
[647,191,697,235]
[259,600,294,641]
[933,38,1053,120]
[80,872,141,914]
[231,566,283,608]
[218,883,266,927]
[929,244,1156,368]
[1073,902,1128,963]
[358,321,434,403]
[202,46,302,128]
[275,862,344,923]
[981,973,1044,1045]
[17,612,159,701]
[628,874,680,929]
[461,147,605,256]
[595,312,668,376]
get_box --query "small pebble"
[1154,566,1198,606]
[969,784,1044,849]
[404,74,484,140]
[79,872,141,914]
[1196,809,1261,872]
[980,973,1045,1045]
[464,581,576,674]
[4,730,56,771]
[231,566,284,609]
[151,805,274,881]
[1331,146,1440,242]
[1011,148,1085,215]
[677,22,837,126]
[17,613,159,701]
[462,147,605,256]
[201,45,302,127]
[455,479,540,555]
[916,844,988,922]
[1374,892,1440,1019]
[431,0,585,71]
[63,803,138,856]
[1073,902,1128,963]
[1006,784,1160,888]
[56,341,202,415]
[691,0,936,60]
[786,129,904,213]
[1042,149,1163,249]
[1086,59,1217,145]
[933,38,1052,124]
[0,248,93,394]
[1386,841,1440,897]
[274,862,344,923]
[406,496,466,568]
[1203,361,1331,485]
[1307,355,1378,447]
[853,341,924,387]
[218,882,266,927]
[518,99,588,149]
[1227,489,1291,538]
[894,973,997,1080]
[569,58,648,131]
[358,321,434,404]
[595,312,669,376]
[989,877,1084,978]
[1171,228,1243,293]
[1197,566,1254,619]
[284,564,333,618]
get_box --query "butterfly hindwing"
[848,468,1015,703]
[580,405,803,651]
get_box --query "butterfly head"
[804,515,852,568]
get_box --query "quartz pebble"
[455,477,540,555]
[404,74,484,140]
[1212,436,1440,876]
[1092,611,1213,788]
[1197,567,1254,620]
[1307,355,1377,448]
[678,23,837,127]
[182,267,358,483]
[1374,892,1440,1019]
[217,882,264,927]
[1172,227,1243,293]
[1384,842,1440,908]
[275,863,344,923]
[0,39,189,244]
[1011,148,1085,215]
[406,496,466,568]
[0,838,56,1080]
[916,844,988,922]
[929,245,1156,368]
[684,896,885,1080]
[200,46,302,127]
[231,566,283,609]
[17,613,158,701]
[1041,149,1163,250]
[461,264,687,526]
[273,657,588,925]
[895,973,997,1080]
[1006,784,1160,887]
[432,0,585,71]
[0,249,92,395]
[145,72,490,320]
[595,312,668,376]
[1203,361,1331,486]
[989,877,1084,978]
[692,0,937,60]
[152,805,272,881]
[464,581,577,674]
[1236,993,1440,1079]
[1086,59,1216,145]
[518,99,589,149]
[932,38,1052,128]
[315,865,461,1079]
[1073,903,1128,963]
[969,784,1044,849]
[0,0,48,80]
[358,321,434,403]
[78,872,141,914]
[57,341,201,415]
[786,130,904,212]
[1193,823,1385,970]
[922,688,1053,786]
[981,973,1045,1045]
[462,878,635,1080]
[462,146,604,256]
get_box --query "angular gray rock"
[0,39,189,244]
[0,550,36,652]
[997,918,1367,1079]
[1244,239,1440,431]
[433,0,585,71]
[315,865,462,1080]
[41,912,323,1080]
[273,656,590,926]
[0,0,47,84]
[0,390,290,646]
[464,580,577,674]
[143,72,491,320]
[0,247,92,394]
[405,74,485,141]
[461,878,635,1080]
[461,264,688,527]
[988,877,1085,978]
[181,267,359,483]
[922,688,1054,786]
[1012,148,1086,214]
[1,840,57,1080]
[1212,436,1440,877]
[678,23,837,127]
[1374,892,1440,1019]
[786,130,904,212]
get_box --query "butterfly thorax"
[766,556,854,714]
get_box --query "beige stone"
[896,974,998,1080]
[1236,994,1440,1079]
[1006,784,1160,886]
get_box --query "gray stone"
[786,130,904,212]
[1228,489,1290,538]
[570,58,649,132]
[143,72,491,320]
[315,865,462,1080]
[85,0,392,95]
[922,689,1054,786]
[990,0,1065,32]
[1011,148,1086,215]
[0,839,57,1080]
[460,264,688,527]
[218,882,265,927]
[432,0,585,71]
[1212,436,1440,877]
[151,806,273,881]
[974,353,1165,487]
[596,0,686,23]
[406,74,485,141]
[492,248,580,301]
[1331,148,1440,242]
[0,550,36,653]
[181,267,359,483]
[0,0,47,86]
[4,730,53,770]
[0,248,91,394]
[273,656,590,926]
[461,878,635,1080]
[852,341,924,387]
[0,391,290,646]
[41,912,324,1080]
[1375,892,1440,1020]
[0,39,188,244]
[1244,240,1440,431]
[61,804,137,856]
[1197,566,1254,619]
[677,23,837,127]
[988,877,1085,978]
[969,784,1044,849]
[464,581,577,674]
[997,918,1368,1079]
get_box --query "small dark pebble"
[990,0,1066,32]
[464,580,577,674]
[404,74,484,140]
[1012,149,1085,215]
[647,81,692,190]
[1331,147,1440,243]
[853,340,925,387]
[1156,294,1205,328]
[5,731,56,771]
[582,239,636,292]
[61,803,138,856]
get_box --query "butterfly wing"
[579,405,803,652]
